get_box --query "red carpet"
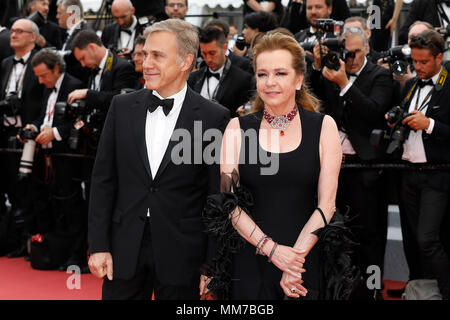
[0,257,102,300]
[0,256,405,300]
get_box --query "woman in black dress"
[204,33,342,300]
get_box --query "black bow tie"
[418,79,434,88]
[346,72,356,78]
[206,69,220,80]
[148,93,174,116]
[92,67,101,76]
[50,87,57,93]
[13,58,25,65]
[121,29,132,35]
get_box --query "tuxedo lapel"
[131,89,153,181]
[154,87,198,181]
[1,58,13,96]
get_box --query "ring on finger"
[291,287,296,293]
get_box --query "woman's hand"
[264,242,306,277]
[199,274,212,298]
[280,271,308,298]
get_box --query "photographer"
[387,29,450,300]
[22,49,87,271]
[0,19,45,257]
[309,27,394,300]
[294,0,333,44]
[101,0,144,61]
[68,29,137,115]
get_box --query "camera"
[138,16,157,29]
[370,105,412,155]
[315,19,344,37]
[0,93,21,117]
[380,45,411,75]
[17,128,39,179]
[235,35,247,51]
[320,38,354,71]
[54,100,104,151]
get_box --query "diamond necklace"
[263,105,298,136]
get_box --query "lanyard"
[414,86,434,112]
[206,76,220,101]
[437,3,450,26]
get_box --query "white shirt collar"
[0,27,6,33]
[428,67,443,85]
[152,82,188,116]
[354,57,368,76]
[99,50,109,71]
[54,73,65,91]
[68,19,83,36]
[208,63,225,77]
[15,51,32,63]
[124,16,137,31]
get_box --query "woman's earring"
[296,85,302,91]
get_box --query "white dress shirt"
[118,16,137,51]
[338,58,368,155]
[3,51,32,127]
[200,64,224,101]
[91,50,109,91]
[40,73,65,149]
[145,83,187,179]
[402,69,441,163]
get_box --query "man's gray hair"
[144,19,198,72]
[342,27,367,47]
[30,20,40,37]
[57,0,84,18]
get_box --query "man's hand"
[312,42,328,70]
[16,124,36,143]
[35,126,55,145]
[402,110,431,131]
[233,44,247,57]
[88,252,113,280]
[36,34,46,48]
[199,274,212,298]
[393,65,414,88]
[117,48,132,60]
[68,89,88,105]
[322,60,349,89]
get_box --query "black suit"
[88,87,230,299]
[398,0,442,45]
[310,61,394,298]
[228,51,253,74]
[397,73,450,299]
[101,20,144,53]
[0,28,13,64]
[85,50,137,112]
[188,58,255,116]
[27,74,87,263]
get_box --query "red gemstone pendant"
[280,131,285,136]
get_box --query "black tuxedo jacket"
[401,72,450,190]
[31,73,83,152]
[310,60,394,160]
[0,49,45,127]
[228,51,253,74]
[0,28,13,64]
[85,51,137,111]
[39,20,62,49]
[188,59,255,116]
[399,0,442,45]
[101,20,144,51]
[88,87,230,283]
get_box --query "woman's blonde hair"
[251,33,320,113]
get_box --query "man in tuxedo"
[0,19,45,257]
[56,0,90,84]
[310,27,394,300]
[188,27,255,116]
[88,19,230,300]
[21,49,87,270]
[283,0,349,35]
[344,16,382,65]
[101,0,144,61]
[0,25,13,63]
[390,30,450,300]
[67,29,137,116]
[294,0,342,43]
[398,0,449,45]
[28,0,62,49]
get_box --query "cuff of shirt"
[426,118,435,134]
[340,82,353,96]
[53,127,62,141]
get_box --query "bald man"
[101,0,144,60]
